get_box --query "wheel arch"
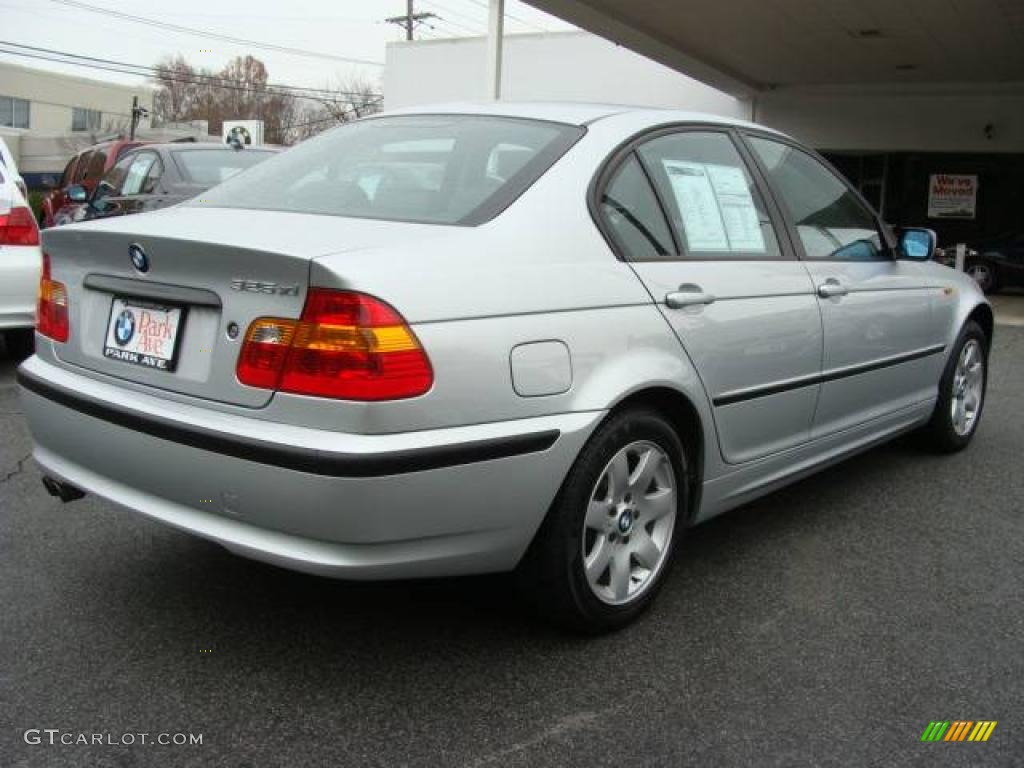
[966,302,994,353]
[605,386,706,524]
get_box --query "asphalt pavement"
[1,328,1022,768]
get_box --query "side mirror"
[66,184,88,203]
[898,227,937,261]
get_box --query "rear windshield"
[193,115,584,225]
[173,148,275,186]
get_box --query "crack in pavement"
[0,452,33,486]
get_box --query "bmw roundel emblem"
[114,309,136,346]
[129,243,149,273]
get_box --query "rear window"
[172,149,275,186]
[194,115,583,225]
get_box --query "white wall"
[385,31,750,119]
[758,83,1024,153]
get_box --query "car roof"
[126,142,279,153]
[381,101,778,133]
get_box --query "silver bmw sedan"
[19,103,991,632]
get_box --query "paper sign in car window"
[662,160,729,251]
[705,164,766,253]
[122,156,155,195]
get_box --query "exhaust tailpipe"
[42,475,86,503]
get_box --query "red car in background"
[39,139,145,228]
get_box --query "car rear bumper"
[18,356,602,579]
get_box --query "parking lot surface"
[2,328,1022,767]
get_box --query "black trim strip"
[84,274,222,308]
[713,344,946,407]
[17,370,559,477]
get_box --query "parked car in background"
[55,143,279,226]
[953,232,1024,294]
[20,105,992,632]
[0,162,41,359]
[0,136,28,201]
[39,138,145,228]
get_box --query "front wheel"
[923,321,987,452]
[517,408,688,633]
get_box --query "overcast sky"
[0,0,575,91]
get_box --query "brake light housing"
[237,289,433,401]
[37,253,70,343]
[0,205,39,246]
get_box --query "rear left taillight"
[37,253,69,343]
[237,289,433,401]
[0,205,39,246]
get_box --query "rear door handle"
[665,286,716,309]
[817,280,848,299]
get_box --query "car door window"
[599,154,675,260]
[748,136,885,262]
[121,153,159,195]
[636,131,782,259]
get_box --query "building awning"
[524,0,1024,96]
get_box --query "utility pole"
[129,96,148,140]
[384,0,436,40]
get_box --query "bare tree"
[151,56,380,146]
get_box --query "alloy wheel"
[581,440,677,605]
[951,339,984,437]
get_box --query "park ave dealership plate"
[103,297,185,371]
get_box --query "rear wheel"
[517,408,688,633]
[923,321,987,452]
[965,260,999,294]
[3,329,34,361]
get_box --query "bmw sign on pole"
[222,120,264,147]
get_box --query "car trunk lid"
[40,206,446,408]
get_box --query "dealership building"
[386,1,1024,250]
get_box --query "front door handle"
[817,279,849,299]
[665,285,716,309]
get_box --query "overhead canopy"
[524,0,1024,96]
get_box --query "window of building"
[72,107,102,132]
[0,96,30,129]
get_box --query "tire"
[516,408,689,633]
[3,329,34,361]
[965,259,999,295]
[923,321,987,453]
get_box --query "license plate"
[103,297,186,372]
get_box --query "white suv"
[0,155,41,359]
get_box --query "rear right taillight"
[237,289,433,401]
[0,205,39,246]
[37,253,69,343]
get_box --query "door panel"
[805,260,940,436]
[746,134,941,437]
[633,261,823,462]
[597,129,823,464]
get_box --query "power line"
[420,0,489,31]
[464,0,549,32]
[45,0,385,66]
[0,41,382,101]
[419,1,488,34]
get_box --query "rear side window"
[748,136,885,261]
[196,115,584,225]
[599,154,675,260]
[173,149,274,186]
[637,131,781,259]
[121,153,161,195]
